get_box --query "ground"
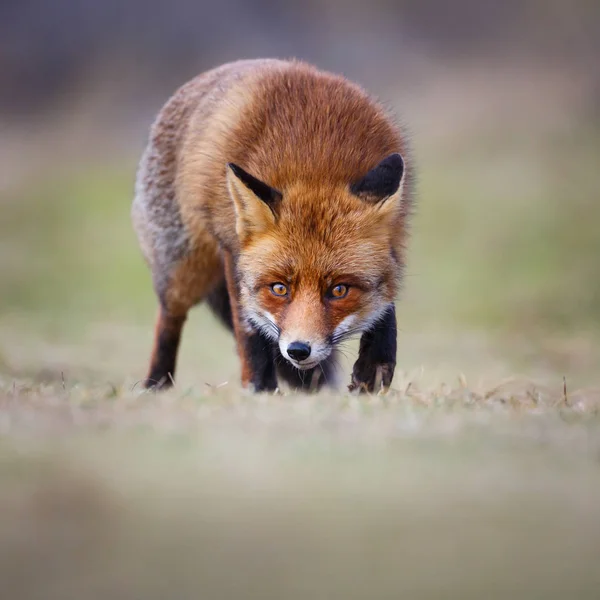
[1,317,600,599]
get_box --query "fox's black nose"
[287,341,311,362]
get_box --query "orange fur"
[132,58,413,391]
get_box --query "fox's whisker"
[318,362,328,388]
[331,327,364,345]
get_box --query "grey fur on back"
[131,59,286,299]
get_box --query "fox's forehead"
[280,183,370,224]
[244,226,390,284]
[238,183,395,285]
[277,187,381,238]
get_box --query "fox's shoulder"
[142,58,411,247]
[146,59,285,142]
[180,58,405,185]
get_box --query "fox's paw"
[348,361,395,394]
[141,375,174,391]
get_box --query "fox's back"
[132,59,286,269]
[175,60,408,247]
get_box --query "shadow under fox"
[132,59,413,393]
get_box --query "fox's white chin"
[287,358,321,370]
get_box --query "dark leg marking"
[206,277,233,332]
[144,308,187,390]
[245,330,278,392]
[349,304,397,393]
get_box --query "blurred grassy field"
[1,67,600,598]
[1,381,600,599]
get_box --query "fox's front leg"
[349,304,397,394]
[223,251,277,392]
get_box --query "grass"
[1,376,600,599]
[1,311,599,598]
[1,312,600,599]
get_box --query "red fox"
[132,59,413,393]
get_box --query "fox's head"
[226,154,407,370]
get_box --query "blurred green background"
[1,0,599,384]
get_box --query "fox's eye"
[329,284,349,299]
[271,283,288,297]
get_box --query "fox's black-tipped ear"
[350,153,404,204]
[227,163,282,213]
[227,163,283,242]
